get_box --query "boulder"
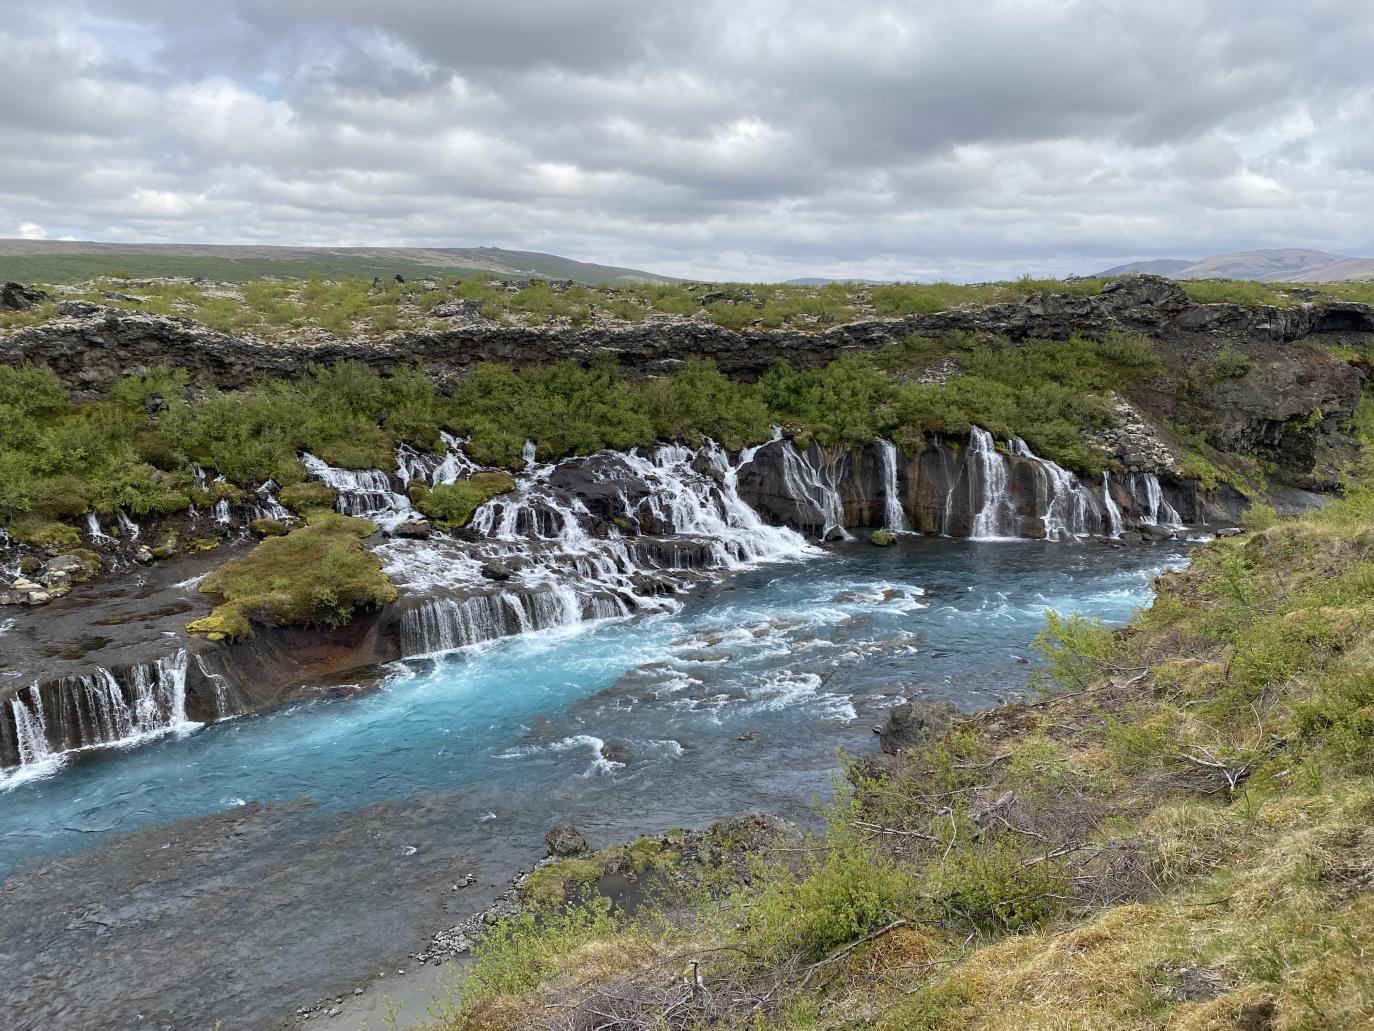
[878,697,961,755]
[545,826,589,857]
[392,518,431,539]
[870,529,896,546]
[480,559,514,581]
[249,518,293,538]
[1139,523,1176,542]
[0,282,46,311]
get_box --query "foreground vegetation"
[424,445,1374,1030]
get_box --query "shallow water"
[0,537,1187,879]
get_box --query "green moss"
[12,518,81,550]
[248,518,293,537]
[187,514,395,640]
[413,471,516,527]
[278,481,338,513]
[870,529,897,546]
[519,859,605,906]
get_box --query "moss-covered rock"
[149,533,179,560]
[279,481,339,514]
[248,518,294,538]
[871,529,897,546]
[186,513,395,641]
[188,479,245,509]
[413,471,516,527]
[12,518,82,550]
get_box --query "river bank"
[0,536,1190,1029]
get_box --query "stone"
[0,282,47,311]
[870,529,897,546]
[1215,526,1244,537]
[480,559,513,581]
[879,697,961,755]
[1140,523,1176,542]
[392,518,431,539]
[544,826,589,857]
[249,518,293,538]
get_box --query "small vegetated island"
[1,270,1372,1028]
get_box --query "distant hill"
[782,277,893,286]
[1097,249,1374,283]
[0,240,675,286]
[1095,258,1196,278]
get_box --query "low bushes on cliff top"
[186,513,396,640]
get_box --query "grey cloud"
[1,0,1373,279]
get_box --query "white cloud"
[0,1,1372,279]
[17,222,47,240]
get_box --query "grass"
[419,421,1374,1030]
[185,513,396,640]
[7,271,1374,342]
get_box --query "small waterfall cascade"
[397,433,481,488]
[874,438,907,532]
[86,513,114,543]
[300,453,414,527]
[966,428,1018,540]
[1129,472,1183,527]
[9,686,52,767]
[1010,438,1102,541]
[116,511,141,540]
[194,654,233,716]
[1101,473,1124,537]
[1,650,196,775]
[383,439,818,660]
[249,481,292,522]
[774,441,850,540]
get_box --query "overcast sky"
[2,0,1372,281]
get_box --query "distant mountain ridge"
[0,240,675,286]
[1097,248,1374,283]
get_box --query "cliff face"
[7,278,1371,389]
[4,277,1367,489]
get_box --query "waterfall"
[86,513,114,543]
[967,428,1017,540]
[774,442,849,540]
[875,438,907,532]
[10,687,52,767]
[300,453,413,528]
[194,654,233,716]
[116,510,141,540]
[1101,473,1124,537]
[382,439,817,660]
[398,588,631,658]
[1010,438,1101,541]
[249,481,292,522]
[1,651,197,775]
[213,500,232,524]
[1130,472,1183,527]
[397,433,481,487]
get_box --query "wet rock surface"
[0,795,512,1031]
[877,697,961,754]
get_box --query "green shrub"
[458,898,621,1003]
[1031,610,1120,693]
[741,831,911,961]
[1241,501,1281,532]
